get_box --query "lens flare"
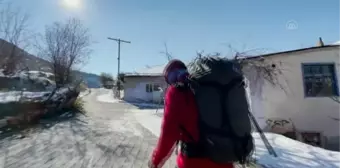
[62,0,81,9]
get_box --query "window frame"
[145,84,152,93]
[145,83,162,93]
[301,62,339,98]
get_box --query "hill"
[0,39,101,88]
[73,71,101,88]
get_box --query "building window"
[146,84,152,93]
[146,83,161,93]
[302,63,338,97]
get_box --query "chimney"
[317,37,324,47]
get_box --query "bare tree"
[160,42,173,61]
[0,3,31,75]
[100,72,114,88]
[37,18,91,88]
[188,46,287,94]
[236,53,287,93]
[161,42,286,95]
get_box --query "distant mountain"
[73,70,101,88]
[0,39,101,88]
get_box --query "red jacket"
[151,85,234,168]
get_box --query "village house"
[123,40,340,151]
[247,40,340,151]
[123,65,167,103]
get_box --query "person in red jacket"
[148,60,234,168]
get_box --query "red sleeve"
[151,86,182,167]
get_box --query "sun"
[62,0,81,9]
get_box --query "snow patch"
[79,90,90,98]
[108,117,143,137]
[253,133,340,168]
[96,90,121,103]
[0,69,56,92]
[131,109,162,136]
[0,86,81,103]
[0,91,50,103]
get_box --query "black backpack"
[179,56,254,164]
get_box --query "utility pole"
[108,37,131,98]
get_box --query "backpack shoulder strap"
[179,125,195,142]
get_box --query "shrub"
[71,98,86,114]
[78,82,87,92]
[0,88,9,91]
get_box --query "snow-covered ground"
[131,109,340,168]
[79,89,91,98]
[96,89,122,103]
[79,92,88,98]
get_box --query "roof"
[124,64,166,77]
[243,44,339,60]
[124,44,340,77]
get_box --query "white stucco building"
[123,65,167,103]
[123,43,340,151]
[246,44,340,151]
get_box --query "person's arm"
[150,86,181,168]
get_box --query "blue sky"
[5,0,340,76]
